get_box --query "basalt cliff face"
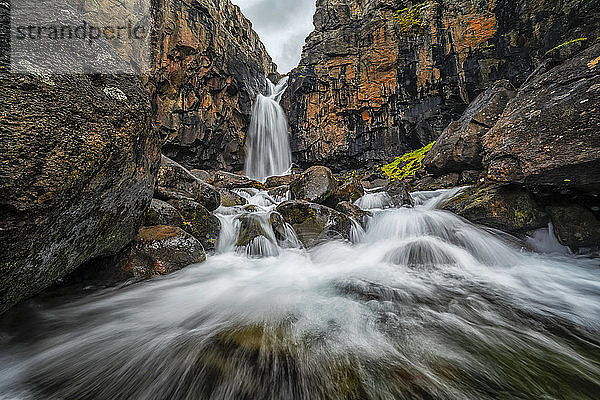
[149,0,279,171]
[283,0,600,170]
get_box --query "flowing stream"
[244,78,292,181]
[1,188,599,400]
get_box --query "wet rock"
[384,181,415,208]
[336,202,372,229]
[290,166,338,204]
[144,199,182,227]
[424,80,516,175]
[484,43,600,195]
[156,156,221,212]
[268,185,290,201]
[235,214,271,247]
[408,173,461,191]
[441,184,549,235]
[459,170,483,186]
[265,174,300,188]
[548,205,600,251]
[119,226,206,279]
[276,201,353,247]
[190,169,212,182]
[219,189,248,208]
[324,178,365,208]
[167,199,221,252]
[209,171,264,190]
[0,70,159,313]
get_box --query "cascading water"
[244,77,292,181]
[1,187,599,400]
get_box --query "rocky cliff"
[283,0,600,170]
[149,0,279,171]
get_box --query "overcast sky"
[235,0,316,73]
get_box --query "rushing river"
[1,189,599,400]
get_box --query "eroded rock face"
[483,43,600,194]
[0,72,160,314]
[276,201,354,247]
[150,0,279,171]
[424,80,516,175]
[283,0,600,170]
[441,184,549,235]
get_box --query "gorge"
[1,0,599,399]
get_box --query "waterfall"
[244,77,292,181]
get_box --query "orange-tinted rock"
[283,0,600,170]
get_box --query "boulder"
[268,185,290,200]
[0,72,159,314]
[235,215,271,247]
[264,174,300,188]
[441,184,549,235]
[384,181,415,207]
[144,199,183,227]
[156,156,221,211]
[167,199,221,252]
[336,202,372,229]
[119,226,206,279]
[190,169,212,182]
[483,44,600,195]
[324,178,365,208]
[219,189,248,207]
[209,171,264,190]
[276,201,354,247]
[290,166,338,204]
[424,80,516,175]
[548,205,600,251]
[407,173,461,192]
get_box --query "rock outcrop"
[150,0,279,171]
[0,72,160,314]
[483,43,600,195]
[290,166,338,203]
[283,0,600,170]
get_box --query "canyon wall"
[282,0,600,170]
[149,0,279,171]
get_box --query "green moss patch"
[380,142,435,181]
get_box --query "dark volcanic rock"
[324,178,365,208]
[156,156,221,212]
[209,171,264,190]
[336,202,372,229]
[120,226,206,279]
[282,0,600,170]
[290,166,338,204]
[145,199,183,227]
[385,181,415,208]
[265,174,300,189]
[441,184,549,235]
[150,0,279,171]
[548,206,600,251]
[167,199,221,252]
[483,43,600,195]
[424,80,516,175]
[0,73,159,313]
[276,201,354,247]
[236,214,270,247]
[219,189,248,207]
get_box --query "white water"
[244,78,292,181]
[1,189,599,399]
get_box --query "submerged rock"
[290,166,338,204]
[167,199,221,252]
[156,156,221,212]
[548,205,600,251]
[0,72,159,314]
[120,226,206,279]
[276,200,353,247]
[442,184,549,235]
[236,214,271,247]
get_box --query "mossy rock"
[441,184,549,235]
[548,205,600,251]
[290,166,338,204]
[167,198,221,252]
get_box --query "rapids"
[0,189,599,400]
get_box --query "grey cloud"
[235,0,316,72]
